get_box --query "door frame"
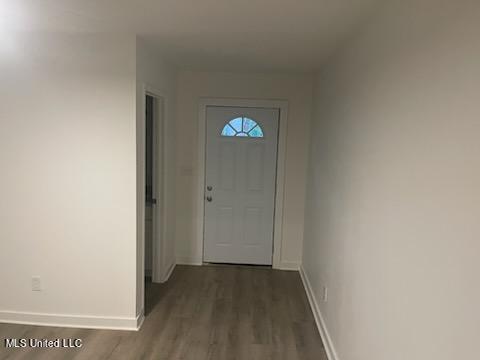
[196,98,288,269]
[142,84,168,285]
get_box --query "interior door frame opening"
[140,84,170,314]
[196,98,289,270]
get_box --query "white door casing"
[203,106,279,265]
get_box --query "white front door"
[203,106,279,265]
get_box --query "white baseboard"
[299,266,339,360]
[176,255,202,266]
[176,256,299,270]
[276,261,300,271]
[161,261,176,282]
[0,310,143,331]
[136,310,145,330]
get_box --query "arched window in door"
[221,117,264,138]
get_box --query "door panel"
[246,144,265,191]
[243,207,263,246]
[218,142,236,190]
[215,206,234,246]
[204,106,279,265]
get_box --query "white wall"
[175,71,313,268]
[0,34,138,327]
[303,1,480,359]
[136,39,177,315]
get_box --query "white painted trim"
[138,83,172,326]
[136,310,145,330]
[277,261,300,271]
[161,261,176,283]
[143,84,169,285]
[196,98,289,269]
[0,311,144,331]
[299,266,339,360]
[176,256,203,266]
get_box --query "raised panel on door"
[246,144,265,192]
[218,142,236,191]
[215,206,234,246]
[243,207,263,246]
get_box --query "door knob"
[207,185,213,191]
[206,196,213,202]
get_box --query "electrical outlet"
[31,277,42,291]
[323,286,328,302]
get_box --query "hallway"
[0,266,326,360]
[2,1,480,359]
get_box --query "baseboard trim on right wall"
[299,266,340,360]
[277,261,300,271]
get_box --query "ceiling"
[2,0,377,72]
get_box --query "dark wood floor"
[0,265,326,360]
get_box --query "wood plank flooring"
[0,265,327,360]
